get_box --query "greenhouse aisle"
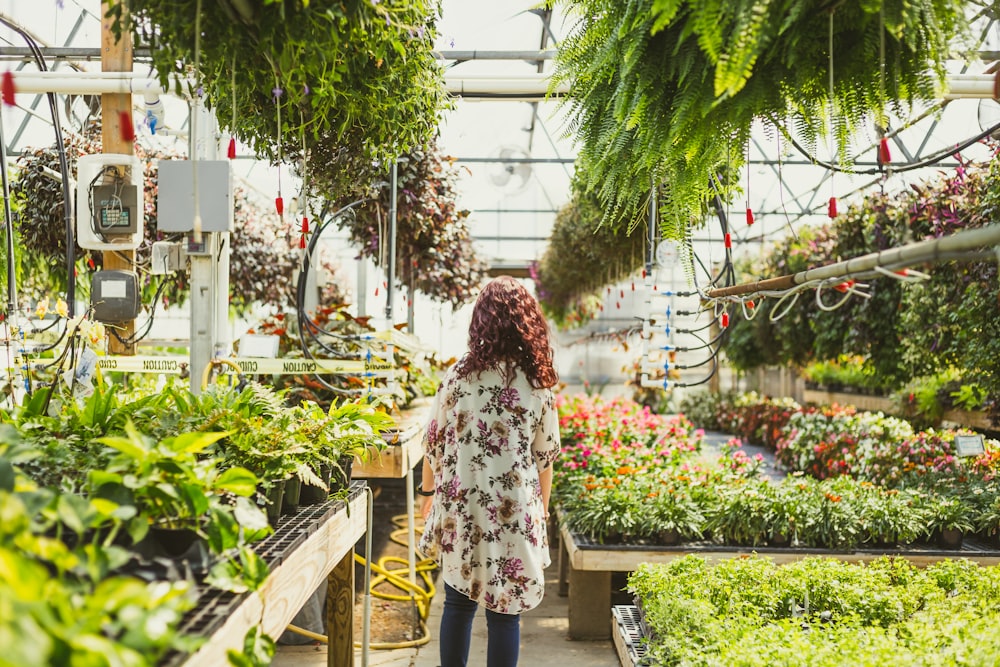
[272,547,620,667]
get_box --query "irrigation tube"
[706,223,1000,300]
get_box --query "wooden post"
[326,548,355,666]
[101,1,136,354]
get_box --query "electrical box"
[90,270,141,323]
[76,154,144,251]
[151,241,183,275]
[156,160,233,233]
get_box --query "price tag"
[955,434,985,458]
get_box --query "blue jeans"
[440,582,520,667]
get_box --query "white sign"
[955,434,985,458]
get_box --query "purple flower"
[499,387,519,409]
[196,85,204,97]
[303,83,310,96]
[272,86,283,100]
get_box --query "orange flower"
[617,466,635,475]
[824,493,842,503]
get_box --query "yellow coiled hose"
[287,512,437,650]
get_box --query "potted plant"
[89,422,266,558]
[857,487,924,549]
[643,484,704,545]
[925,495,976,549]
[704,479,773,546]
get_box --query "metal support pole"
[188,99,228,392]
[362,486,374,667]
[405,465,418,599]
[384,160,398,324]
[0,113,16,318]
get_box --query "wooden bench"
[174,483,368,666]
[557,520,1000,640]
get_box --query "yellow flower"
[55,299,68,318]
[81,320,106,347]
[35,298,49,320]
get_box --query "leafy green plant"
[553,0,967,239]
[628,556,1000,667]
[951,383,986,411]
[532,187,648,328]
[923,495,976,535]
[89,423,265,543]
[107,0,449,200]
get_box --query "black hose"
[0,17,76,316]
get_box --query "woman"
[418,276,560,667]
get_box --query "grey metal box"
[156,160,233,233]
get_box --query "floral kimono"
[418,363,560,614]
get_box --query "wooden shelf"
[558,519,1000,640]
[178,485,367,667]
[353,399,431,479]
[802,389,894,413]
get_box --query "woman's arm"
[420,456,435,520]
[538,464,552,519]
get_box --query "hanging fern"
[553,0,968,241]
[533,186,648,328]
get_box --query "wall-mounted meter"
[90,270,141,323]
[76,154,144,251]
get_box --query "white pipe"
[3,70,993,99]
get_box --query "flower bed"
[628,556,1000,666]
[557,394,1000,549]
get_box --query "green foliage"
[107,0,449,200]
[553,0,966,237]
[629,556,1000,666]
[722,159,1000,424]
[533,187,649,327]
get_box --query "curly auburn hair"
[456,276,558,389]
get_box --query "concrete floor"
[273,559,621,667]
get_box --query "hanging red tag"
[631,281,635,291]
[301,216,309,234]
[833,280,855,293]
[299,234,306,249]
[828,196,838,218]
[745,208,754,226]
[1,71,15,106]
[720,312,729,328]
[616,301,621,309]
[724,233,731,249]
[119,110,135,141]
[275,196,284,215]
[87,256,95,269]
[878,138,891,165]
[619,289,624,298]
[641,269,647,278]
[747,300,755,310]
[227,137,237,159]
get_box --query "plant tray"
[563,524,1000,570]
[158,481,366,667]
[612,605,648,667]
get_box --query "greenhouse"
[2,1,1000,666]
